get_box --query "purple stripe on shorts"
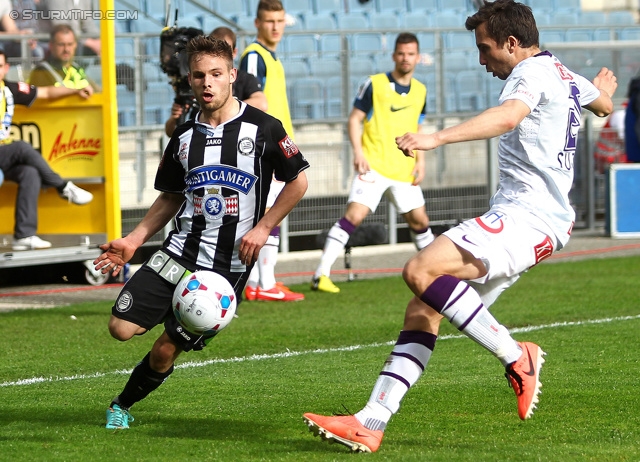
[269,226,280,237]
[420,275,460,313]
[380,371,410,389]
[396,330,437,350]
[338,217,356,235]
[390,351,425,371]
[458,303,484,331]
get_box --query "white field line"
[2,314,639,388]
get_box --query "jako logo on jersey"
[278,135,299,158]
[185,165,257,194]
[238,137,255,156]
[206,138,222,146]
[475,211,505,234]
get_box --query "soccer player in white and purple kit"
[303,0,617,453]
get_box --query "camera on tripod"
[160,25,203,122]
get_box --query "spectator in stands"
[164,26,267,137]
[39,0,100,56]
[28,24,100,91]
[239,0,304,302]
[594,102,626,173]
[0,0,43,60]
[0,49,94,250]
[311,32,434,294]
[624,75,640,163]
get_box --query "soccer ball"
[172,271,237,335]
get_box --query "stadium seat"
[305,13,336,30]
[369,12,401,30]
[349,56,376,79]
[235,15,257,32]
[402,13,431,30]
[556,0,580,12]
[580,11,607,26]
[352,32,385,57]
[115,38,136,65]
[443,50,473,73]
[177,15,203,29]
[416,31,436,51]
[432,10,464,28]
[565,29,593,42]
[336,12,369,30]
[218,0,248,19]
[486,76,504,107]
[283,0,313,16]
[407,0,438,13]
[143,61,164,83]
[376,0,406,13]
[116,84,136,126]
[455,70,487,112]
[129,16,164,34]
[325,75,347,118]
[314,0,343,15]
[550,12,578,26]
[281,57,311,79]
[528,0,554,14]
[202,15,227,33]
[291,78,325,119]
[437,0,468,13]
[309,58,342,77]
[285,34,318,57]
[534,13,550,26]
[592,28,613,41]
[144,81,174,125]
[444,31,475,49]
[619,27,640,41]
[320,33,349,58]
[539,29,566,44]
[606,11,635,26]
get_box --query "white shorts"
[444,204,557,308]
[347,170,425,214]
[267,179,285,208]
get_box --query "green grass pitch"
[0,256,639,461]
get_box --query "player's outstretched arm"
[585,67,617,117]
[94,192,185,276]
[396,99,531,157]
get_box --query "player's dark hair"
[394,32,419,52]
[465,0,539,48]
[256,0,284,19]
[186,36,234,70]
[50,24,77,42]
[209,27,236,50]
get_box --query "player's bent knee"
[108,317,145,341]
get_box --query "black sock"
[56,182,68,194]
[114,352,174,409]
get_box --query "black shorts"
[112,249,248,351]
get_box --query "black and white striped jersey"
[154,101,310,273]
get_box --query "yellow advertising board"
[0,0,120,242]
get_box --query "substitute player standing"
[311,32,433,294]
[303,0,617,452]
[94,36,309,429]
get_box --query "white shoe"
[60,181,93,205]
[12,235,52,250]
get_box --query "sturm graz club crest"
[202,187,226,220]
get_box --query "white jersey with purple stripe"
[491,51,600,248]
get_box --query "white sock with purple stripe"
[420,275,521,366]
[314,217,355,279]
[355,331,437,431]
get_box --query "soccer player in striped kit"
[304,0,617,452]
[94,36,309,429]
